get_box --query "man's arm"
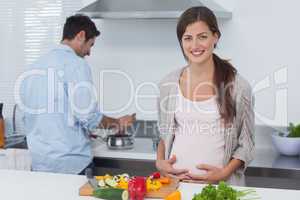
[98,115,119,129]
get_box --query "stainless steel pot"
[106,134,134,150]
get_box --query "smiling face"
[181,21,219,65]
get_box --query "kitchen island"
[0,169,300,200]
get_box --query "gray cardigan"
[157,67,255,186]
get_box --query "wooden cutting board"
[79,178,179,198]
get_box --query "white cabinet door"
[0,149,31,170]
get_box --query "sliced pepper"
[146,178,162,191]
[151,172,161,179]
[164,190,181,200]
[158,177,171,184]
[117,179,128,189]
[104,174,112,179]
[95,176,105,180]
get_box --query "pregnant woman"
[156,6,255,186]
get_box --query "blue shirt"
[21,44,103,174]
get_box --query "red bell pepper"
[151,172,161,179]
[128,176,146,200]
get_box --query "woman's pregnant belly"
[170,134,225,175]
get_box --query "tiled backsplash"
[126,120,159,138]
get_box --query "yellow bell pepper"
[164,190,181,200]
[117,180,128,189]
[95,174,112,181]
[95,176,105,180]
[158,177,171,184]
[104,174,112,179]
[146,178,162,191]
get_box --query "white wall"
[87,19,184,120]
[86,0,300,126]
[213,0,299,126]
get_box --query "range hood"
[77,0,232,19]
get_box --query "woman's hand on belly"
[156,155,189,180]
[186,164,229,184]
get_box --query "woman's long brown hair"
[177,6,237,125]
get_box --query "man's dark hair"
[62,14,100,41]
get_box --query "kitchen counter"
[92,138,156,161]
[1,169,300,200]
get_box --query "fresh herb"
[287,123,300,137]
[192,181,259,200]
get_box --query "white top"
[171,87,225,175]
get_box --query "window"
[0,0,83,134]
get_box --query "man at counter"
[21,14,135,174]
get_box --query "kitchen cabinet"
[0,149,31,170]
